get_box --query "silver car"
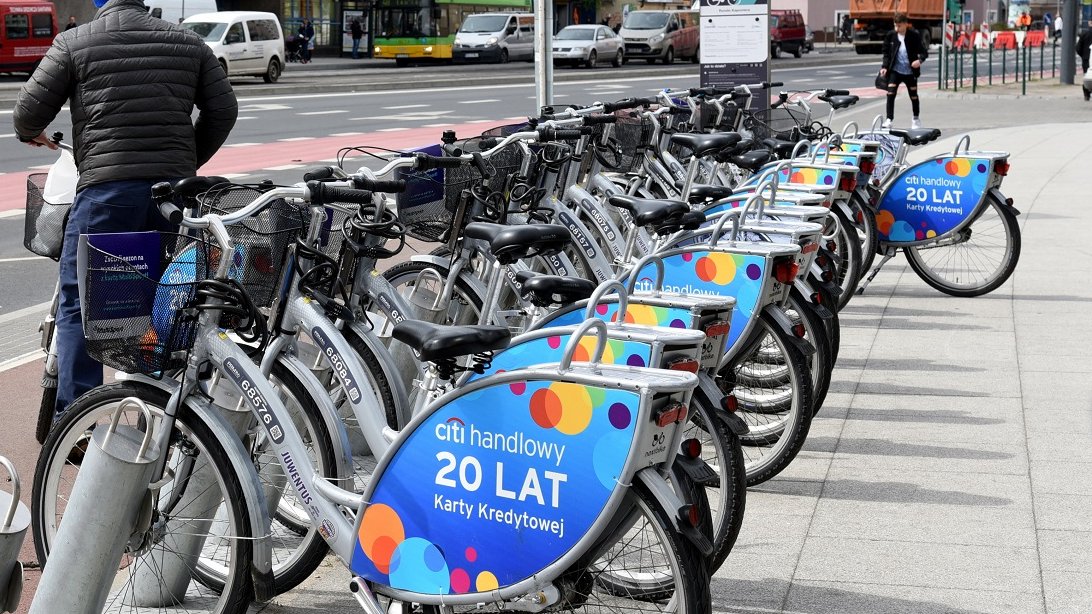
[552,25,624,68]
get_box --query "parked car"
[182,11,286,82]
[552,25,624,68]
[617,9,699,64]
[770,9,807,58]
[452,12,535,63]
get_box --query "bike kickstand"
[856,249,897,295]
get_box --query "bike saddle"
[888,127,942,145]
[172,176,230,198]
[654,209,707,236]
[714,137,755,163]
[669,132,742,158]
[824,94,860,110]
[761,138,798,159]
[671,181,734,204]
[607,195,688,227]
[514,271,597,307]
[464,222,572,265]
[730,149,773,171]
[392,320,510,363]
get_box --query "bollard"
[1040,41,1044,79]
[0,457,28,614]
[30,400,161,614]
[1002,45,1007,84]
[989,43,993,85]
[1023,45,1028,95]
[1053,41,1057,78]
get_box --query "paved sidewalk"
[250,90,1092,613]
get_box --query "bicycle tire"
[35,372,57,445]
[830,206,863,310]
[904,195,1021,297]
[32,381,255,614]
[851,190,880,278]
[814,280,841,366]
[721,309,814,486]
[383,260,486,327]
[786,289,834,416]
[257,361,339,594]
[692,402,747,573]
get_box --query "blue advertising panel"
[876,156,990,245]
[468,335,654,382]
[351,380,641,595]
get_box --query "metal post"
[1022,44,1028,95]
[1062,0,1078,84]
[534,0,554,112]
[941,0,949,90]
[973,44,978,92]
[954,46,960,91]
[1003,43,1007,84]
[989,41,994,84]
[1053,38,1057,77]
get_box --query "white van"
[182,11,286,83]
[618,9,700,64]
[452,12,534,63]
[145,0,218,24]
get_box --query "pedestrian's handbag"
[875,69,889,90]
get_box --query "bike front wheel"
[32,381,254,614]
[904,195,1021,297]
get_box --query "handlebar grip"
[159,201,183,225]
[479,137,500,149]
[303,166,338,182]
[668,106,691,116]
[538,127,588,141]
[766,81,784,88]
[354,177,407,193]
[308,181,374,206]
[415,153,466,170]
[471,151,491,178]
[582,114,618,126]
[441,143,464,157]
[601,98,635,113]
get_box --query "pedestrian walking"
[1054,14,1063,40]
[840,14,853,43]
[1077,20,1092,100]
[11,0,238,419]
[349,17,363,59]
[880,13,927,129]
[298,19,315,63]
[64,15,78,30]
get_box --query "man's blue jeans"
[352,37,361,58]
[55,179,174,416]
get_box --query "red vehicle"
[769,9,807,59]
[0,0,57,74]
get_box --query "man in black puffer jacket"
[13,0,238,419]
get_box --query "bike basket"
[396,148,489,243]
[23,173,71,260]
[79,231,212,374]
[197,184,307,307]
[594,111,654,173]
[742,106,807,142]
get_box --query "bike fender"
[833,198,854,220]
[763,304,816,356]
[408,254,490,304]
[695,373,749,437]
[636,468,714,557]
[792,284,833,321]
[277,353,354,481]
[989,188,1020,215]
[674,453,719,487]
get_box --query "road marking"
[263,164,306,170]
[0,209,25,219]
[377,127,409,132]
[467,120,494,123]
[0,300,51,324]
[236,116,258,120]
[298,110,348,116]
[278,137,316,142]
[0,256,47,264]
[29,164,52,170]
[238,103,292,112]
[0,133,15,138]
[422,123,453,127]
[221,173,250,179]
[459,99,501,104]
[331,132,364,136]
[0,351,41,373]
[383,104,429,109]
[226,142,261,147]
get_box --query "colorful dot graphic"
[360,504,405,574]
[694,251,737,285]
[530,382,593,435]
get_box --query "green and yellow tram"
[373,0,532,64]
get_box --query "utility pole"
[534,0,554,113]
[1061,0,1077,83]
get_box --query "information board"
[699,0,770,97]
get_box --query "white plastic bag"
[30,148,77,257]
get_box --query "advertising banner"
[699,0,769,98]
[876,156,991,244]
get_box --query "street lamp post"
[534,0,554,113]
[1061,0,1077,83]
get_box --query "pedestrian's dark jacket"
[881,27,928,77]
[350,20,363,39]
[1077,29,1092,62]
[12,0,237,191]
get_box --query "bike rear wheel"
[904,195,1021,297]
[32,381,254,614]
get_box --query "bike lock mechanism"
[0,456,28,614]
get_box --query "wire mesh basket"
[80,232,210,374]
[23,173,71,260]
[741,106,809,142]
[594,111,654,173]
[197,184,307,307]
[395,147,491,243]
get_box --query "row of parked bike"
[0,79,1021,614]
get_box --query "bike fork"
[856,247,898,295]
